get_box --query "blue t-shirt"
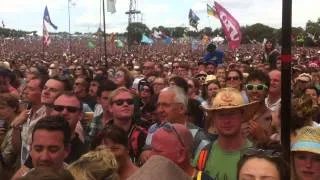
[203,50,224,66]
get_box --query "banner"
[214,2,241,49]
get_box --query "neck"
[32,103,42,112]
[268,93,281,104]
[102,112,111,125]
[172,114,187,125]
[217,133,246,152]
[119,158,137,180]
[114,118,132,132]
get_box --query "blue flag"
[189,9,200,29]
[141,34,153,44]
[43,6,58,30]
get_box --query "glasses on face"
[112,98,134,106]
[161,123,185,147]
[172,66,179,69]
[242,148,282,158]
[227,76,240,81]
[53,105,80,113]
[245,84,268,91]
[139,86,151,92]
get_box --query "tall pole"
[68,0,72,57]
[102,0,108,67]
[281,0,292,165]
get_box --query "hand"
[247,120,268,142]
[11,109,30,128]
[140,150,152,164]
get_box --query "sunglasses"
[172,66,179,69]
[245,84,268,91]
[162,123,185,147]
[227,76,240,81]
[242,148,282,158]
[53,105,79,113]
[112,99,134,106]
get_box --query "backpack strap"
[196,171,202,180]
[196,142,213,171]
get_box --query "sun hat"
[291,126,320,155]
[203,88,260,122]
[204,75,217,84]
[295,73,312,83]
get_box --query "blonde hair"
[68,149,119,180]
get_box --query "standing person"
[194,88,259,179]
[12,116,71,179]
[291,126,320,180]
[0,94,21,179]
[50,92,88,163]
[150,123,214,180]
[73,77,95,110]
[265,70,281,112]
[203,43,224,67]
[95,125,138,180]
[263,40,280,70]
[107,87,147,164]
[242,70,273,145]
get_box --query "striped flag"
[43,6,57,46]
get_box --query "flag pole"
[68,0,72,58]
[281,0,292,165]
[102,0,108,68]
[42,20,45,60]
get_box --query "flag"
[214,2,241,49]
[88,41,95,49]
[153,30,162,39]
[207,4,217,17]
[115,40,124,48]
[1,20,4,28]
[162,36,173,45]
[141,34,154,44]
[188,9,200,29]
[43,23,51,46]
[43,6,58,30]
[107,0,116,14]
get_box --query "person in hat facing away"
[150,123,213,180]
[291,126,320,180]
[203,43,224,67]
[193,88,259,180]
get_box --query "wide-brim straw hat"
[202,88,260,122]
[291,126,320,155]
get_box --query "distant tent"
[141,34,154,44]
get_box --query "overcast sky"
[0,0,319,34]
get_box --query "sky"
[0,0,319,34]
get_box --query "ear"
[176,147,186,164]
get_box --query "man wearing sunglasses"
[107,87,147,165]
[243,70,273,145]
[50,92,88,163]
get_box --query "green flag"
[115,40,123,48]
[88,41,95,49]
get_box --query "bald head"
[151,124,193,167]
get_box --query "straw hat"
[295,73,312,83]
[291,126,320,155]
[204,75,217,84]
[203,88,260,122]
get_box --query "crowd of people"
[0,37,319,180]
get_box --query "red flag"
[214,2,241,49]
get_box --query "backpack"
[196,142,214,171]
